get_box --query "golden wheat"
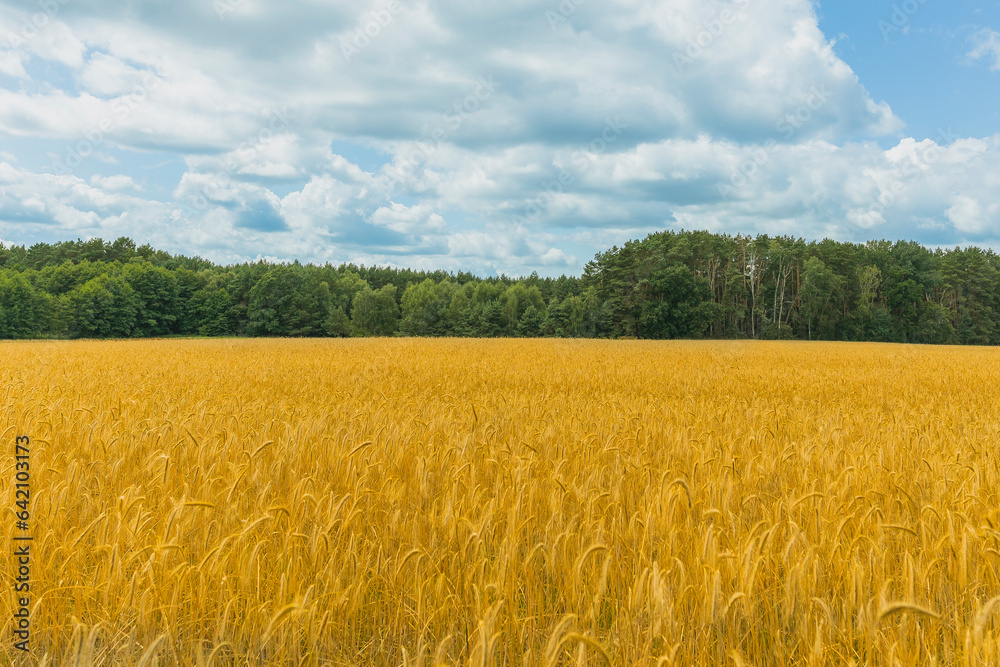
[2,338,1000,665]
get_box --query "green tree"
[190,286,236,336]
[0,271,52,338]
[122,262,180,336]
[335,269,369,319]
[517,304,544,337]
[445,283,475,336]
[172,267,207,335]
[35,260,107,296]
[247,265,336,337]
[66,274,139,338]
[351,284,400,336]
[799,257,842,340]
[325,306,351,337]
[401,279,455,336]
[636,265,712,339]
[474,300,504,337]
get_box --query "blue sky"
[818,0,1000,143]
[0,0,999,276]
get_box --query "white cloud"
[0,49,25,78]
[369,203,447,234]
[79,53,154,97]
[969,28,1000,71]
[541,248,575,266]
[0,0,997,275]
[947,195,998,235]
[90,174,139,192]
[26,20,86,69]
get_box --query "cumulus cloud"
[370,203,447,235]
[90,174,138,192]
[0,0,997,275]
[79,53,156,98]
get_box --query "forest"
[0,231,997,344]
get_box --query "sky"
[0,0,999,277]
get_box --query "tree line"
[0,231,998,344]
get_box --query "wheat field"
[2,338,1000,665]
